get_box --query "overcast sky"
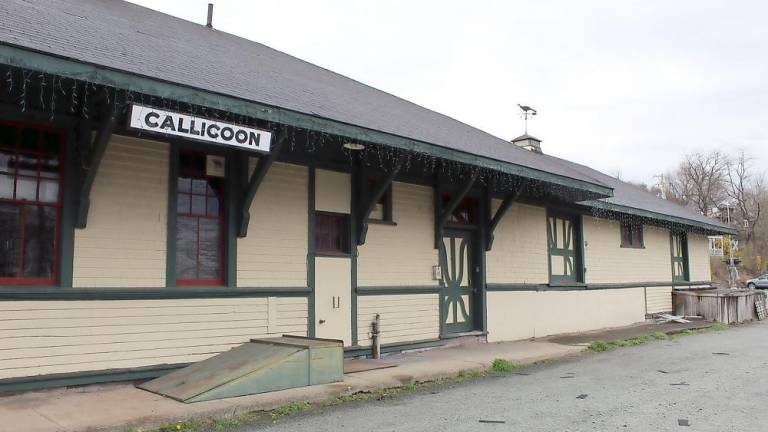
[127,0,767,185]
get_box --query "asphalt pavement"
[255,322,768,432]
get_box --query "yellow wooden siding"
[583,217,672,283]
[687,234,712,281]
[73,135,168,287]
[357,294,440,346]
[315,169,350,213]
[645,286,673,314]
[487,289,645,342]
[358,182,438,287]
[0,297,307,380]
[237,162,308,287]
[486,203,548,284]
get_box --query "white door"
[314,257,351,345]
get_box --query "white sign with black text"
[128,104,272,153]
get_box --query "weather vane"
[517,104,537,134]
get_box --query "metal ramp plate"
[138,336,343,403]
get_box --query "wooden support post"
[356,156,404,245]
[237,131,286,237]
[434,170,479,248]
[75,107,116,229]
[485,181,527,251]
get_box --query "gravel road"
[253,322,768,431]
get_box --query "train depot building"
[0,0,734,391]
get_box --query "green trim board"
[0,44,612,199]
[344,338,445,358]
[165,145,179,287]
[307,166,317,338]
[0,363,186,394]
[0,287,311,300]
[356,286,442,295]
[486,280,713,292]
[58,127,78,288]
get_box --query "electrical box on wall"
[432,265,442,281]
[206,155,226,177]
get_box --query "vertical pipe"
[206,3,214,28]
[371,313,381,359]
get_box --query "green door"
[439,230,475,334]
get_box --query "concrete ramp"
[138,336,343,403]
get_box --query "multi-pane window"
[175,152,225,285]
[620,222,644,248]
[547,212,583,284]
[671,232,689,282]
[315,212,349,255]
[0,123,62,285]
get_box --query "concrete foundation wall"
[486,288,646,342]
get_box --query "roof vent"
[511,134,542,154]
[206,3,214,28]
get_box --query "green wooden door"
[439,230,474,334]
[670,232,689,282]
[547,213,583,284]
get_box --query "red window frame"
[0,120,65,286]
[175,152,225,286]
[315,211,350,255]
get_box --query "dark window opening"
[0,122,63,285]
[315,212,350,255]
[175,152,225,286]
[620,222,644,248]
[443,195,477,225]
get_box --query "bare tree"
[726,150,764,241]
[669,150,729,215]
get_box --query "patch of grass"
[490,358,520,374]
[589,340,611,352]
[270,401,311,423]
[156,420,201,432]
[590,323,733,353]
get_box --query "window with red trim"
[175,152,225,285]
[315,212,349,255]
[0,122,63,285]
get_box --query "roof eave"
[585,200,737,235]
[0,43,612,200]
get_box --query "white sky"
[127,0,767,184]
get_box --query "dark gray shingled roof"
[560,159,733,231]
[0,0,732,232]
[0,0,602,187]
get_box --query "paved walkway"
[263,321,766,432]
[0,321,719,432]
[0,340,583,432]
